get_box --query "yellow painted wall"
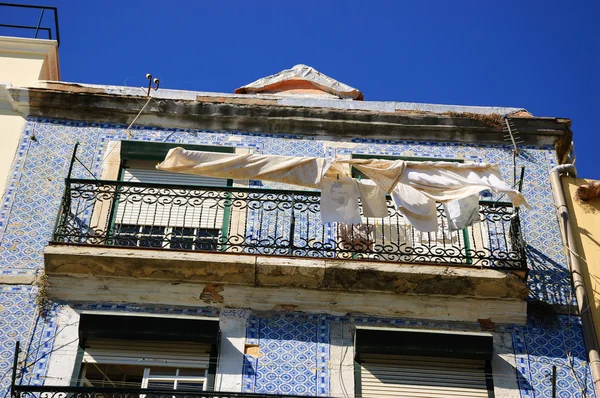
[0,36,60,200]
[563,176,600,346]
[0,111,26,195]
[0,36,60,84]
[0,53,46,86]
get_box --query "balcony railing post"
[33,8,44,39]
[51,178,71,242]
[10,341,20,398]
[288,196,296,255]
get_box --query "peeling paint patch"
[273,304,298,311]
[200,284,224,303]
[244,344,262,357]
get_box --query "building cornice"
[0,36,60,81]
[8,84,572,158]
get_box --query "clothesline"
[156,148,529,232]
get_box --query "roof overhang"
[7,82,572,160]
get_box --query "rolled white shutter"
[122,160,229,187]
[83,339,211,369]
[116,160,228,228]
[359,354,490,398]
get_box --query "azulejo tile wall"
[502,316,595,397]
[0,286,58,394]
[243,313,329,396]
[0,117,590,398]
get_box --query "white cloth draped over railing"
[157,147,528,232]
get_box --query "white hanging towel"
[320,178,362,224]
[444,194,481,231]
[356,180,388,218]
[390,183,438,232]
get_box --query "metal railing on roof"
[0,2,60,46]
[50,178,527,270]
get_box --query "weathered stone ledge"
[44,244,528,301]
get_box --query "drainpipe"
[550,164,600,395]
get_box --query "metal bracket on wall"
[145,73,160,96]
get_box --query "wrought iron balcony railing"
[8,341,329,398]
[51,178,527,270]
[0,3,60,45]
[11,385,327,398]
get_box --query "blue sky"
[2,0,599,177]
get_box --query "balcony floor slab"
[45,244,528,301]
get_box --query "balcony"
[11,384,329,398]
[50,178,526,269]
[44,178,528,312]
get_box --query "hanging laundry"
[156,147,327,188]
[357,180,388,218]
[157,147,353,188]
[396,161,529,208]
[320,178,362,224]
[390,183,438,232]
[346,158,407,193]
[443,194,481,231]
[157,148,529,232]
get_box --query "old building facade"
[0,25,596,398]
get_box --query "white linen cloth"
[444,194,481,231]
[345,158,407,193]
[357,180,388,218]
[396,161,528,208]
[390,183,438,232]
[157,148,528,231]
[157,147,327,188]
[320,178,362,224]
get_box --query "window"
[76,314,219,392]
[354,328,494,398]
[109,142,235,251]
[80,341,210,391]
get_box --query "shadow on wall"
[511,317,595,397]
[526,245,574,306]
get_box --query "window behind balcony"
[348,154,469,262]
[80,339,210,391]
[111,142,234,251]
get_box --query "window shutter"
[358,354,490,398]
[83,338,211,369]
[122,160,229,187]
[115,160,229,228]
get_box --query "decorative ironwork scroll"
[51,178,526,270]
